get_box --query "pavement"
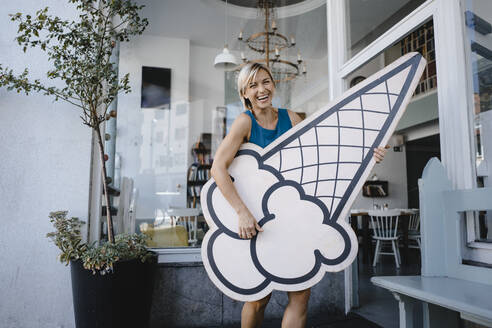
[217,313,382,328]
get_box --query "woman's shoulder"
[285,109,303,126]
[229,112,252,135]
[238,111,253,123]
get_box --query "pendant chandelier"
[237,0,307,83]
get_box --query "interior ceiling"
[135,0,327,60]
[131,1,424,61]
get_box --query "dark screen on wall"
[141,66,171,109]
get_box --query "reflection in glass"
[345,0,425,59]
[399,21,436,97]
[114,2,328,251]
[117,103,191,242]
[465,0,492,243]
[139,208,207,248]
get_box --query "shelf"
[363,180,388,198]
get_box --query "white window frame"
[328,0,490,313]
[154,247,202,263]
[88,121,105,243]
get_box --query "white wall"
[0,1,90,327]
[397,92,439,130]
[402,121,439,142]
[117,35,190,217]
[189,44,225,148]
[291,55,330,115]
[351,146,408,210]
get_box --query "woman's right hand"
[238,207,264,239]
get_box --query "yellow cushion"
[140,223,189,247]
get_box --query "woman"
[211,62,387,328]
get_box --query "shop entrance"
[342,16,440,327]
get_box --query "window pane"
[464,0,492,243]
[105,1,328,253]
[345,0,426,60]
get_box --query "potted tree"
[47,211,156,328]
[0,1,156,327]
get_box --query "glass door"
[116,102,189,229]
[328,0,440,318]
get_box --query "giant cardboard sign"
[200,53,426,301]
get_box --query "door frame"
[327,0,477,313]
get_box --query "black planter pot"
[70,257,156,328]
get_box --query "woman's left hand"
[373,145,390,163]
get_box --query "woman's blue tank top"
[244,108,292,148]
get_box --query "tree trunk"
[94,124,115,243]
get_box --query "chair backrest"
[368,209,401,239]
[167,208,201,246]
[407,209,420,232]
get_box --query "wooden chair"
[369,209,402,268]
[407,209,421,249]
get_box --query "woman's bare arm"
[210,113,263,239]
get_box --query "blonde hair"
[237,62,276,110]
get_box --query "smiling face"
[244,68,276,111]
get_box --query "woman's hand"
[211,113,261,239]
[238,207,264,239]
[373,145,390,163]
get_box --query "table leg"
[392,293,418,328]
[402,215,409,265]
